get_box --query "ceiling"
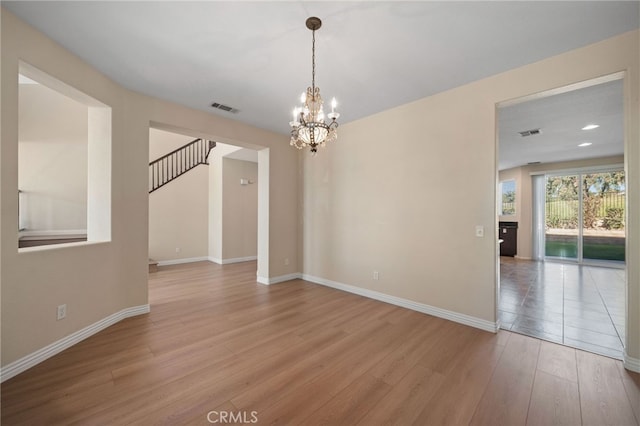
[5,1,638,139]
[498,79,624,171]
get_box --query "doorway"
[497,75,626,359]
[147,126,266,280]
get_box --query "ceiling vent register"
[211,102,238,113]
[518,128,541,137]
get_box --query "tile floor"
[499,257,625,359]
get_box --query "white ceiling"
[498,79,624,171]
[4,1,638,139]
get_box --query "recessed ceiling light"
[578,142,592,147]
[582,124,599,130]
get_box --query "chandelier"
[290,17,339,155]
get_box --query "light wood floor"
[2,261,639,425]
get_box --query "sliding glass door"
[544,169,625,264]
[545,175,579,260]
[582,172,626,262]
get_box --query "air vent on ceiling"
[527,161,541,165]
[211,102,238,113]
[518,128,541,137]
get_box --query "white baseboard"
[624,352,640,373]
[514,255,532,260]
[302,274,498,333]
[0,304,150,383]
[222,256,257,265]
[208,256,257,265]
[157,256,209,266]
[257,273,302,285]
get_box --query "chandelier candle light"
[290,17,340,154]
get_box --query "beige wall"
[148,128,209,262]
[1,9,299,367]
[499,156,625,259]
[303,30,639,363]
[2,10,131,367]
[222,158,258,260]
[18,83,88,232]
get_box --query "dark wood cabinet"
[499,221,518,257]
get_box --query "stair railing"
[149,138,216,193]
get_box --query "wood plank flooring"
[2,261,638,425]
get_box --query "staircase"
[149,138,216,193]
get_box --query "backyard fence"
[501,202,515,215]
[546,192,625,229]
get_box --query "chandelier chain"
[311,28,316,93]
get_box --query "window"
[500,180,516,216]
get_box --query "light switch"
[475,225,484,237]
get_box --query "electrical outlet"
[57,304,67,320]
[284,258,290,266]
[475,225,484,237]
[175,247,181,253]
[373,271,379,280]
